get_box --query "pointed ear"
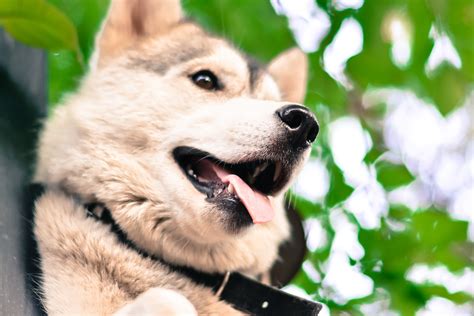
[268,48,308,104]
[95,0,183,66]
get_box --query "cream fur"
[34,0,311,314]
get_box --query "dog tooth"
[251,168,260,179]
[273,162,282,182]
[228,184,235,195]
[248,175,255,184]
[186,165,194,175]
[252,162,269,178]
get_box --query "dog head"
[36,0,318,276]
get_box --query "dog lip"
[173,147,222,197]
[172,146,291,196]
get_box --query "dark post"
[0,29,46,315]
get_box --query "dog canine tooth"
[252,162,269,179]
[248,174,255,185]
[251,168,259,179]
[228,183,235,195]
[273,162,282,182]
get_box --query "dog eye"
[191,70,219,91]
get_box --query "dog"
[33,0,319,314]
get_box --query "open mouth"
[173,147,290,224]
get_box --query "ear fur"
[268,48,308,104]
[95,0,183,67]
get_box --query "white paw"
[114,288,197,316]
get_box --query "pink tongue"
[211,165,274,224]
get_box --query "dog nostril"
[276,104,319,149]
[306,122,319,144]
[282,110,304,129]
[277,105,306,130]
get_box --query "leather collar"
[30,183,322,315]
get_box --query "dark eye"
[191,70,220,91]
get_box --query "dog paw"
[114,288,197,316]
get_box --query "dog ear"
[94,0,183,67]
[268,48,308,104]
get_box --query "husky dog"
[33,0,318,314]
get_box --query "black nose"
[276,104,319,150]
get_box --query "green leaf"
[359,208,471,315]
[347,2,411,89]
[348,0,471,116]
[183,0,294,62]
[410,210,471,271]
[417,284,473,304]
[363,146,383,165]
[288,193,324,219]
[387,280,428,316]
[306,52,348,114]
[291,269,321,298]
[420,65,470,116]
[376,161,414,190]
[46,0,110,107]
[325,161,354,207]
[360,207,471,309]
[47,0,110,64]
[326,164,354,207]
[48,50,83,108]
[0,0,79,52]
[429,0,474,82]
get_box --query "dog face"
[36,0,318,275]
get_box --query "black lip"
[172,146,291,197]
[214,194,253,232]
[173,147,219,197]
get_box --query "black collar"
[30,183,322,315]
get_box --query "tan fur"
[35,190,241,315]
[268,48,308,104]
[34,0,311,314]
[96,0,183,66]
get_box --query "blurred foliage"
[375,161,414,191]
[358,206,472,314]
[1,0,472,315]
[0,0,79,53]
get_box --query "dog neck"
[84,201,232,294]
[29,183,322,315]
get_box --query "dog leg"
[34,190,132,314]
[114,288,197,316]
